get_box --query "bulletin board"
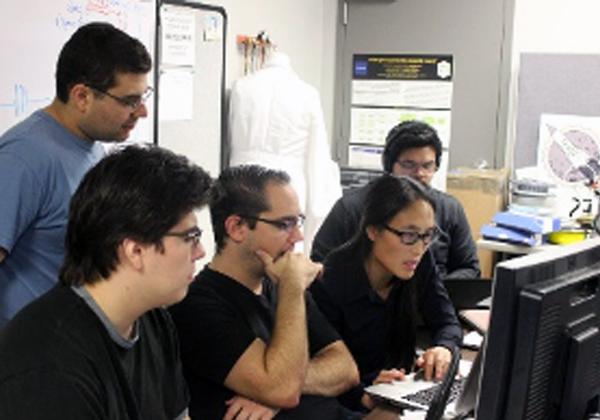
[156,0,226,176]
[0,0,156,143]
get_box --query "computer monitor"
[476,238,600,420]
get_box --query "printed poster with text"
[349,54,453,190]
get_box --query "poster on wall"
[349,54,453,190]
[536,113,600,220]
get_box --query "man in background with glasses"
[0,146,212,419]
[312,120,480,283]
[0,22,152,327]
[169,164,363,420]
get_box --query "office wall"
[506,0,600,169]
[193,0,338,139]
[332,0,515,171]
[205,1,600,173]
[184,0,337,264]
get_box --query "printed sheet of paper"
[158,68,194,121]
[161,6,196,66]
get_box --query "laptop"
[365,347,482,420]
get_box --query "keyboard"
[403,376,466,407]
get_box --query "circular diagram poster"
[538,114,600,219]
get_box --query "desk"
[363,407,401,419]
[476,238,556,255]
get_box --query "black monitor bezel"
[476,238,600,420]
[506,266,600,419]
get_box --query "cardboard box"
[446,168,509,278]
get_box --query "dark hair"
[326,174,435,371]
[210,165,290,252]
[381,120,443,173]
[56,22,152,103]
[60,145,212,286]
[335,174,435,262]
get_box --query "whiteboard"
[0,0,156,143]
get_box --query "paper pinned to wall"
[538,114,600,185]
[203,14,222,41]
[161,6,196,66]
[348,145,383,169]
[158,68,194,121]
[348,54,454,191]
[351,80,453,109]
[350,107,451,148]
[534,114,600,220]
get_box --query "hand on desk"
[415,346,452,381]
[361,353,451,412]
[373,368,406,384]
[361,368,407,409]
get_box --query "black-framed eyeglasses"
[164,226,202,248]
[396,160,437,173]
[383,224,439,246]
[240,214,305,232]
[88,85,153,110]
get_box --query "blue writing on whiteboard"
[0,85,52,117]
[55,0,130,32]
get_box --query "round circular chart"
[541,123,600,185]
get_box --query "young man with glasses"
[0,22,152,327]
[311,120,480,283]
[0,146,212,419]
[169,164,362,420]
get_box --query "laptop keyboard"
[403,376,466,407]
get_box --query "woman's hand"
[373,368,406,384]
[415,346,452,381]
[361,368,407,410]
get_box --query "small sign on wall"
[348,54,454,191]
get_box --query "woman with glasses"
[310,174,462,412]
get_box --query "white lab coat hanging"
[228,52,342,253]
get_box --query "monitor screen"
[476,238,600,420]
